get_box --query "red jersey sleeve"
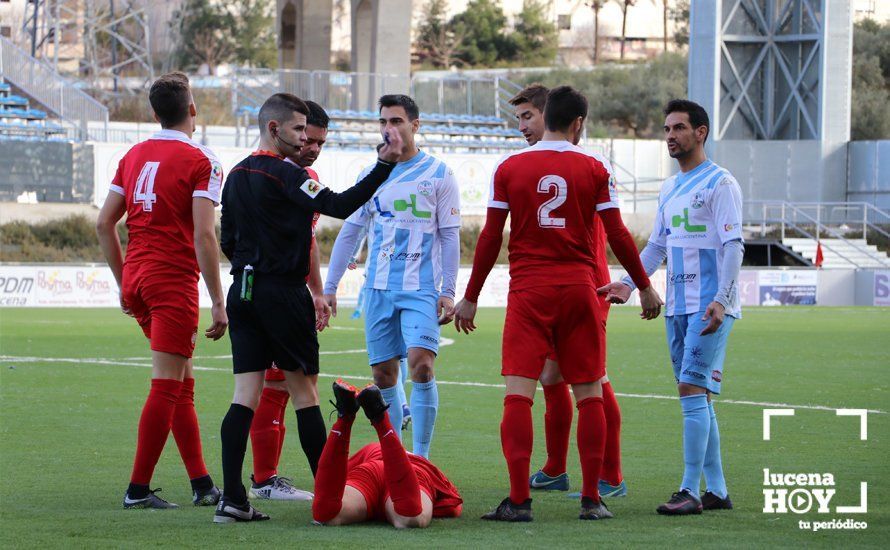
[487,160,510,210]
[110,157,125,196]
[191,150,224,205]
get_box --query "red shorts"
[545,292,610,363]
[121,262,199,358]
[503,285,606,384]
[344,444,462,521]
[265,364,286,382]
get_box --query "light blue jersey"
[345,150,461,294]
[650,160,744,318]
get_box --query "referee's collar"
[252,149,284,159]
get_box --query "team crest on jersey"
[379,245,395,261]
[691,191,705,209]
[417,180,434,196]
[301,179,325,198]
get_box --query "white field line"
[1,354,885,415]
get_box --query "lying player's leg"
[358,384,430,529]
[313,380,363,524]
[530,356,571,491]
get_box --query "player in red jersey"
[249,100,331,501]
[454,86,662,521]
[96,72,228,509]
[312,380,462,528]
[510,85,627,498]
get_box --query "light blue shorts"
[665,312,736,394]
[363,288,440,365]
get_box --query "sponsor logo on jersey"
[690,346,703,359]
[682,369,705,380]
[451,207,460,216]
[300,179,325,198]
[724,223,735,231]
[211,162,223,179]
[420,334,439,344]
[417,180,434,196]
[711,370,722,382]
[671,208,707,233]
[691,192,705,209]
[668,272,697,284]
[393,194,432,219]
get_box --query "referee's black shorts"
[226,273,319,375]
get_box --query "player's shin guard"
[679,394,710,495]
[577,397,606,502]
[296,405,327,477]
[220,403,254,504]
[372,414,423,517]
[380,384,403,441]
[312,416,355,523]
[702,401,727,499]
[601,381,623,485]
[250,387,289,484]
[541,382,572,477]
[130,378,183,490]
[171,378,210,482]
[411,379,438,458]
[502,394,534,505]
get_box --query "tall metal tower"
[21,0,154,95]
[688,0,852,142]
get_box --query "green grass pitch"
[0,306,888,548]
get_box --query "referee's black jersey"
[220,151,395,281]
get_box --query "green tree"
[170,0,235,74]
[669,0,690,48]
[511,1,558,66]
[451,0,517,67]
[414,0,463,68]
[851,19,890,140]
[230,0,278,68]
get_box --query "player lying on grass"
[311,381,462,529]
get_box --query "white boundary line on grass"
[2,353,885,415]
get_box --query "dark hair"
[258,93,309,135]
[509,83,549,112]
[378,94,419,121]
[149,72,191,128]
[543,86,588,132]
[664,99,710,142]
[305,100,330,129]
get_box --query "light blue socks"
[379,384,404,441]
[680,394,710,496]
[410,378,438,458]
[702,401,728,498]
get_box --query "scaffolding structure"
[20,0,154,95]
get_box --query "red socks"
[541,382,573,477]
[372,414,423,518]
[577,396,607,502]
[502,394,534,505]
[312,416,354,523]
[601,381,623,486]
[130,378,182,485]
[250,387,290,483]
[170,377,209,480]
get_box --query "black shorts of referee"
[227,273,318,375]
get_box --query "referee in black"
[214,93,405,523]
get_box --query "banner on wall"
[758,270,817,306]
[0,265,843,309]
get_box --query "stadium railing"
[0,36,108,141]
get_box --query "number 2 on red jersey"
[537,175,567,228]
[134,161,160,211]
